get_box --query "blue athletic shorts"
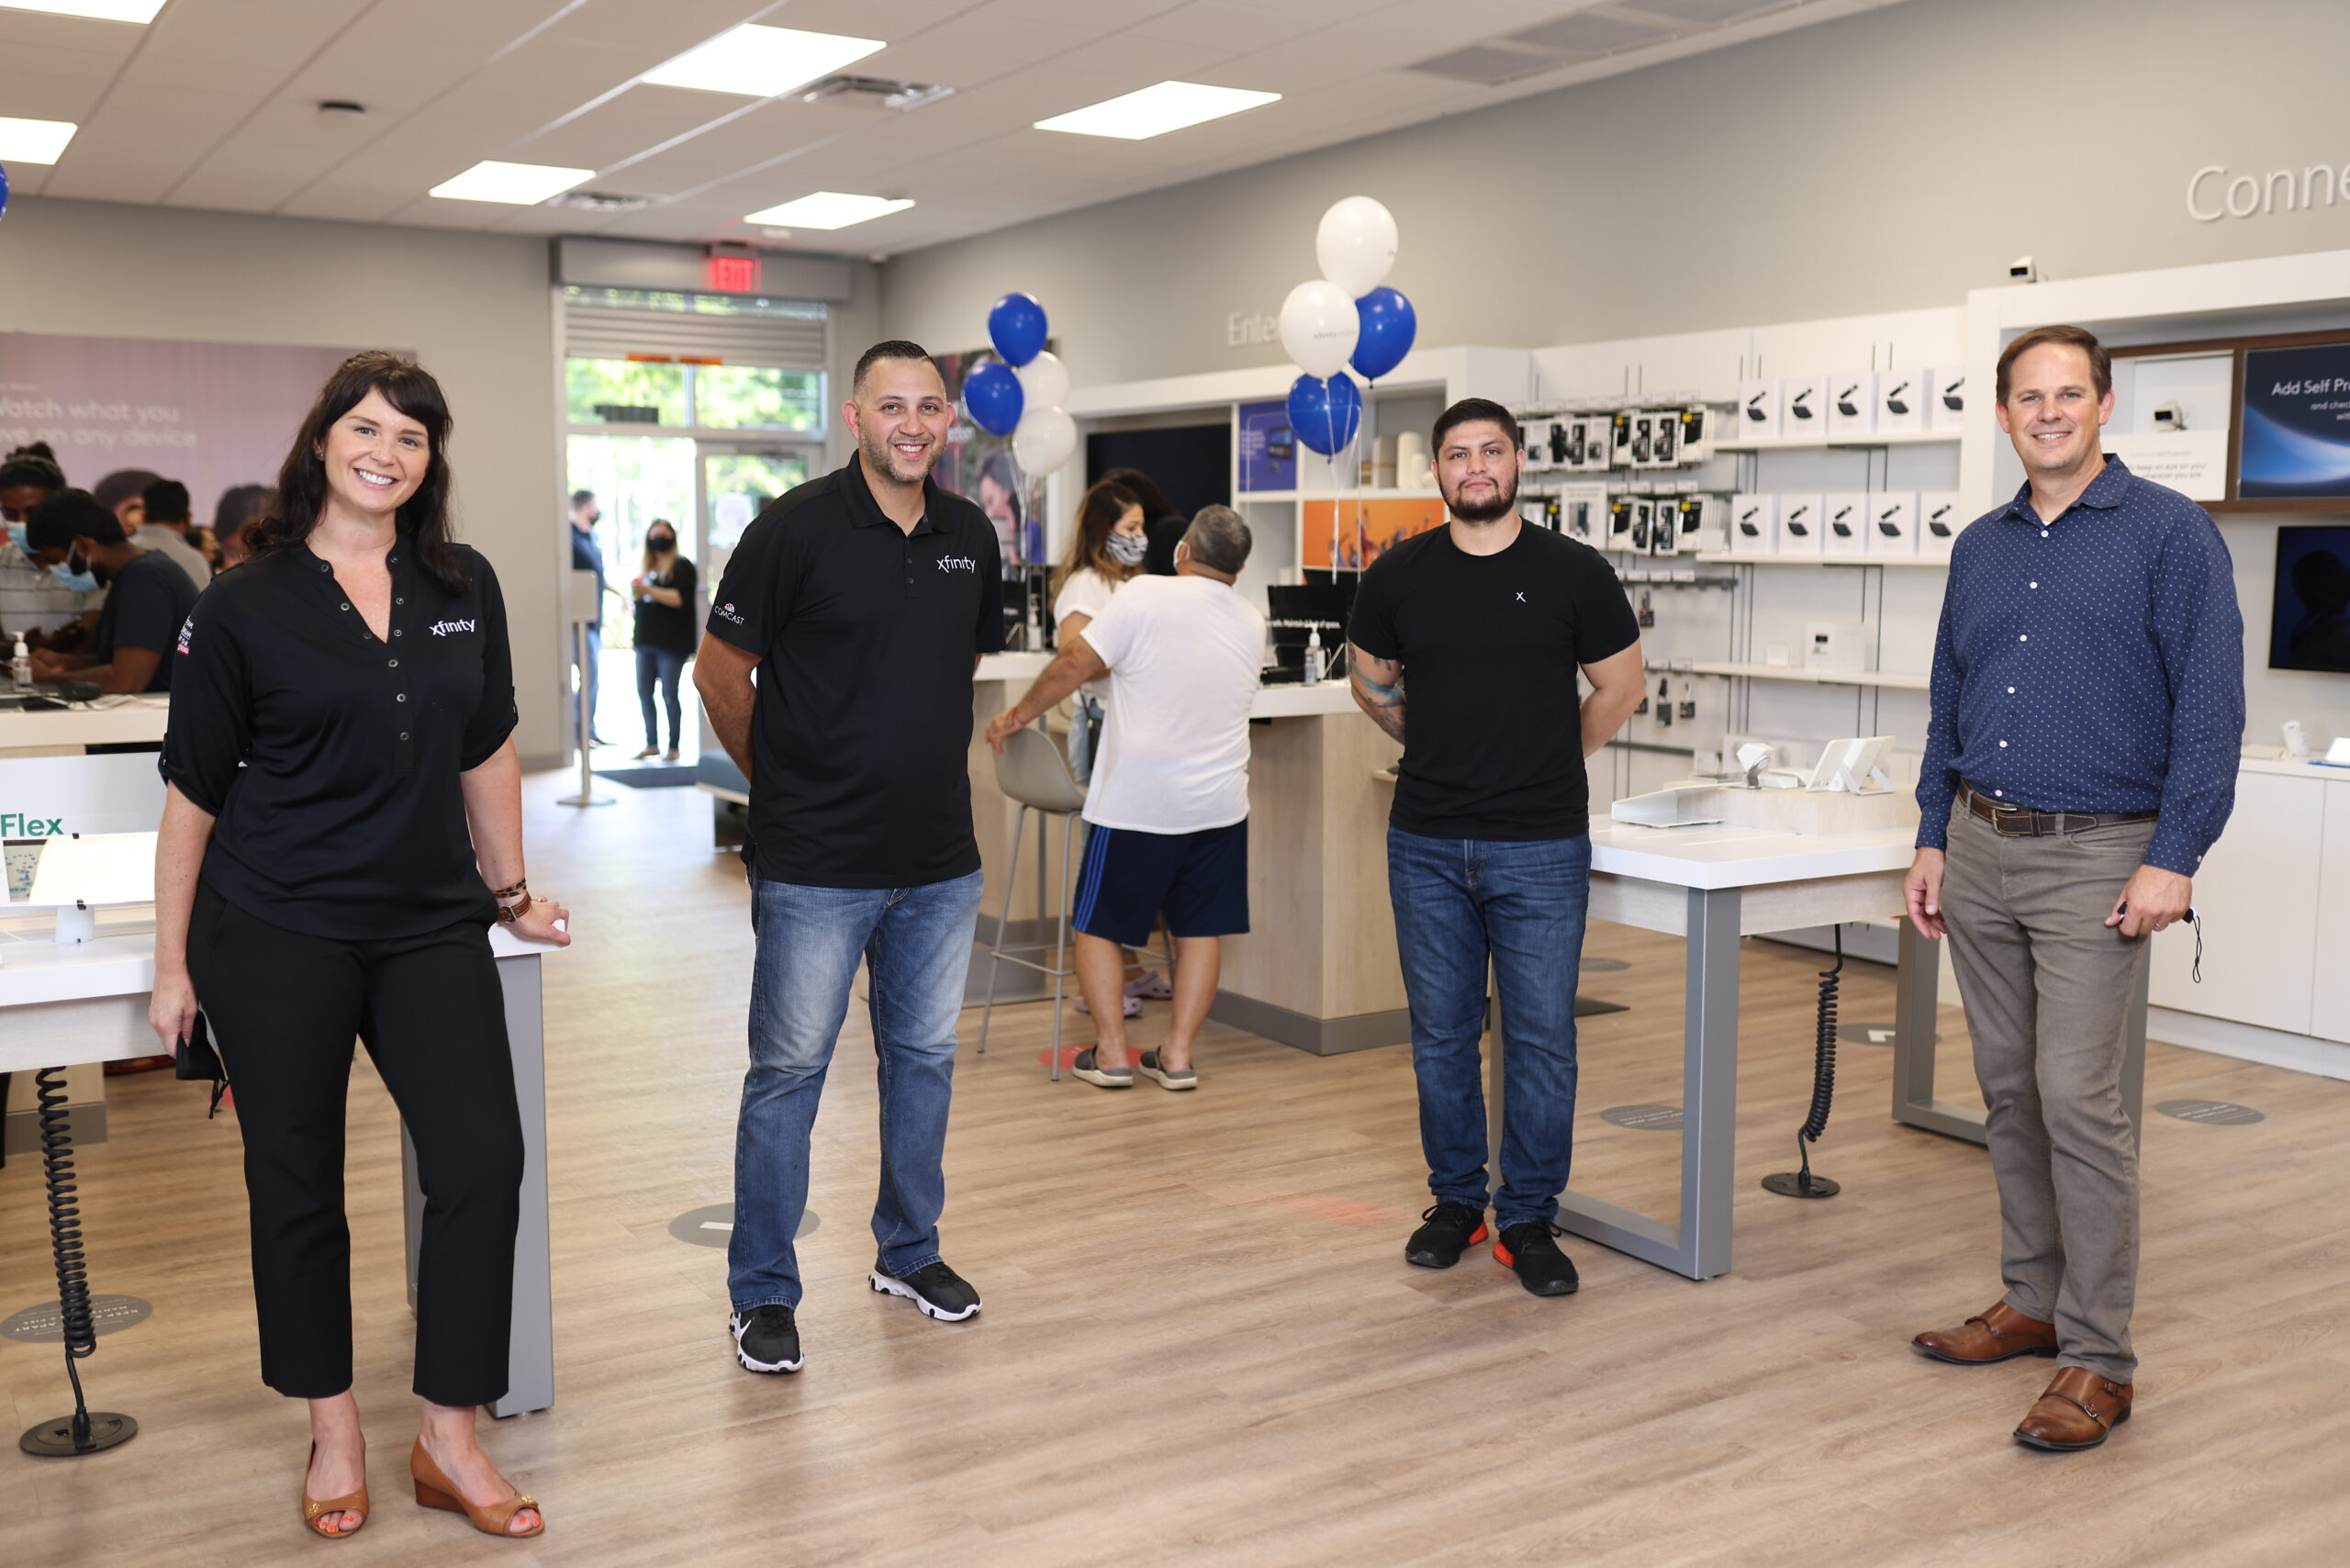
[1069,820,1250,947]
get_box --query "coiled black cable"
[36,1065,98,1444]
[1793,927,1843,1193]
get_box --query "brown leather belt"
[1962,782,2157,837]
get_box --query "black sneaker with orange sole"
[1494,1222,1580,1296]
[1404,1201,1490,1269]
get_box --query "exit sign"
[707,253,761,293]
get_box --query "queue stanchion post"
[558,567,611,808]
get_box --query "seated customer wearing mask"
[24,487,200,694]
[984,506,1264,1091]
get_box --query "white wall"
[0,196,569,763]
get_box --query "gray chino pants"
[1939,794,2154,1383]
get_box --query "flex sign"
[0,754,166,839]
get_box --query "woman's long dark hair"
[247,351,470,593]
[1053,479,1141,593]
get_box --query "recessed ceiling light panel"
[429,160,594,205]
[641,24,884,98]
[0,2,167,21]
[1035,81,1280,140]
[0,115,78,164]
[741,192,913,230]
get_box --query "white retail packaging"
[1558,482,1608,541]
[1785,375,1830,433]
[1928,366,1968,433]
[1609,410,1637,467]
[1778,492,1827,554]
[1828,373,1877,440]
[1868,490,1919,555]
[1919,490,1966,557]
[1729,492,1777,552]
[1739,379,1783,441]
[1822,490,1871,556]
[1522,417,1557,470]
[1877,369,1927,434]
[1566,415,1611,472]
[1646,409,1682,468]
[1677,406,1714,464]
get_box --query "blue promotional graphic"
[2237,342,2350,499]
[1287,372,1361,456]
[1237,399,1295,491]
[2270,524,2350,674]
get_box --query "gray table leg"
[404,951,553,1417]
[1553,885,1740,1281]
[1888,920,2147,1149]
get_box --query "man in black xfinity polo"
[695,342,1004,1377]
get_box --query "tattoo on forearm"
[1351,668,1406,744]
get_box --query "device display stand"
[20,1066,137,1458]
[557,618,611,809]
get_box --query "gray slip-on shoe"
[1137,1050,1197,1091]
[1071,1047,1133,1088]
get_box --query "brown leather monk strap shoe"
[1911,1301,2059,1365]
[2014,1366,2132,1451]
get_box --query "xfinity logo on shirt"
[428,618,476,637]
[937,555,977,574]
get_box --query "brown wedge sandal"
[301,1442,369,1540]
[409,1437,544,1539]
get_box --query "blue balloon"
[987,292,1047,367]
[963,360,1025,436]
[0,162,10,224]
[1287,372,1361,457]
[1350,286,1416,382]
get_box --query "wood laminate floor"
[4,770,2346,1567]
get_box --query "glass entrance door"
[701,445,815,587]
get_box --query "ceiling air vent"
[1508,10,1675,56]
[1624,0,1791,25]
[798,75,955,112]
[1404,44,1563,86]
[546,190,654,213]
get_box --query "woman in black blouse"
[149,353,569,1541]
[628,519,696,760]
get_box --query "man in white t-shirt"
[984,506,1264,1091]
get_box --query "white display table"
[0,908,563,1418]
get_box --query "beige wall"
[0,196,568,762]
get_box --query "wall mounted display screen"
[1083,423,1230,521]
[2271,525,2350,673]
[2237,342,2350,500]
[1237,399,1294,492]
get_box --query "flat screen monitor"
[2238,342,2350,501]
[2271,525,2350,674]
[1083,424,1232,521]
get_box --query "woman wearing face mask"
[629,519,697,761]
[1051,479,1147,782]
[149,351,570,1541]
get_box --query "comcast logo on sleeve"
[715,601,745,624]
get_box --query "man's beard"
[860,428,936,486]
[1446,473,1518,523]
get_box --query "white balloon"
[1280,278,1360,380]
[1316,195,1398,297]
[1011,405,1078,476]
[1016,350,1069,411]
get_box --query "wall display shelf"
[1696,553,1948,569]
[1715,431,1959,454]
[1237,488,1444,503]
[1683,661,1930,691]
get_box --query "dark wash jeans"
[728,869,984,1311]
[1387,827,1594,1229]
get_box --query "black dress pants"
[187,881,523,1406]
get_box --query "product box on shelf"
[1648,409,1682,468]
[1609,410,1638,468]
[1676,405,1713,464]
[1869,490,1919,555]
[1928,367,1967,432]
[1739,379,1783,441]
[1821,491,1870,556]
[1778,491,1826,554]
[1785,375,1830,434]
[1558,482,1609,541]
[1919,490,1966,557]
[1669,494,1725,554]
[1606,495,1637,550]
[1877,369,1927,434]
[1522,417,1558,471]
[1829,374,1878,440]
[1729,492,1777,552]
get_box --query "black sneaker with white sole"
[1494,1222,1580,1297]
[1404,1201,1490,1269]
[869,1259,982,1321]
[730,1304,803,1372]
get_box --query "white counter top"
[975,651,1052,680]
[1248,682,1360,719]
[0,695,170,751]
[2236,748,2350,784]
[1588,820,1917,890]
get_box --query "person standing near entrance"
[630,520,696,760]
[1346,398,1644,1298]
[568,488,609,744]
[1904,324,2244,1452]
[696,342,1003,1376]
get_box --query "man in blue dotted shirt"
[1902,324,2244,1454]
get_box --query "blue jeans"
[729,869,984,1310]
[636,644,687,751]
[1387,828,1593,1229]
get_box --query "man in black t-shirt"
[696,342,1004,1377]
[1347,398,1645,1298]
[24,487,198,694]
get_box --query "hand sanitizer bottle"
[11,633,29,689]
[1303,628,1323,684]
